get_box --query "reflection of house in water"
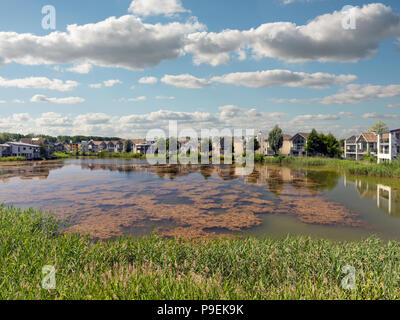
[377,184,400,216]
[0,162,64,181]
[344,175,400,216]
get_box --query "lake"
[1,158,400,241]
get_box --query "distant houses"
[377,129,400,163]
[344,132,378,160]
[344,129,400,163]
[0,142,40,159]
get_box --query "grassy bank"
[1,206,400,300]
[261,156,400,178]
[0,156,26,162]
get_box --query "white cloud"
[128,0,188,17]
[387,103,400,108]
[0,100,6,104]
[161,74,209,88]
[30,94,85,104]
[319,84,400,105]
[362,113,400,119]
[66,63,93,74]
[156,96,175,100]
[118,96,147,102]
[291,114,341,122]
[4,108,354,138]
[282,0,314,5]
[12,113,31,122]
[185,3,400,65]
[139,76,158,84]
[0,76,78,91]
[103,79,122,87]
[212,70,357,89]
[0,15,204,70]
[90,79,122,89]
[13,99,25,104]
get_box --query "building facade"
[377,129,400,163]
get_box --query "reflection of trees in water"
[216,165,238,181]
[305,170,340,192]
[266,170,284,197]
[199,166,213,180]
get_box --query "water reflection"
[343,176,400,216]
[0,159,399,239]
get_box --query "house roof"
[345,135,357,144]
[291,133,309,141]
[360,132,377,143]
[20,138,47,145]
[282,134,292,141]
[131,139,146,145]
[6,141,40,148]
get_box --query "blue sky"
[0,0,399,138]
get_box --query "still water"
[1,158,400,240]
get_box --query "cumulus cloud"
[319,84,400,105]
[362,112,400,119]
[185,3,400,65]
[0,76,78,91]
[30,94,85,104]
[66,63,92,74]
[5,108,353,138]
[0,15,204,70]
[0,4,397,70]
[139,76,158,84]
[161,74,209,88]
[212,70,357,89]
[90,79,122,88]
[128,0,188,17]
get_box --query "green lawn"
[1,206,400,300]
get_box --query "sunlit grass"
[1,206,400,300]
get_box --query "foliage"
[247,137,260,153]
[123,140,133,153]
[305,129,341,157]
[2,206,400,300]
[369,121,389,134]
[268,125,283,155]
[0,156,26,162]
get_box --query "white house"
[4,142,40,159]
[345,132,378,160]
[377,129,400,163]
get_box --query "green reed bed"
[261,156,400,178]
[1,206,400,300]
[0,156,26,162]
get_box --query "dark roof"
[345,135,357,143]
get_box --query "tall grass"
[1,206,400,300]
[0,156,26,162]
[261,156,400,178]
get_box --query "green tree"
[247,137,260,153]
[305,129,321,156]
[325,133,341,158]
[369,120,388,134]
[268,125,283,155]
[123,140,132,153]
[39,142,47,159]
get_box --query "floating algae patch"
[2,159,400,240]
